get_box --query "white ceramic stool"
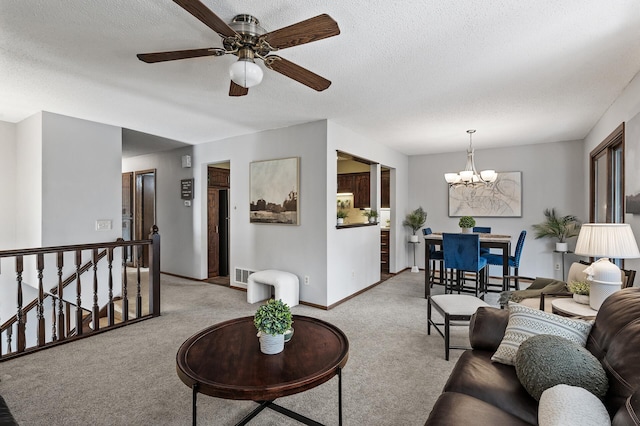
[247,270,300,308]
[428,294,489,360]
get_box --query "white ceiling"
[2,1,640,156]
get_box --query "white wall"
[41,112,122,246]
[125,121,331,305]
[408,140,585,279]
[0,120,17,322]
[0,121,17,249]
[15,113,43,249]
[327,121,409,305]
[584,71,640,277]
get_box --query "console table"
[176,315,349,425]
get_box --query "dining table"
[423,232,512,298]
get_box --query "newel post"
[149,225,161,317]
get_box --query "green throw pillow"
[514,334,608,401]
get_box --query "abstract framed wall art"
[250,157,300,225]
[448,171,522,217]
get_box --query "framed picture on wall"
[250,157,300,225]
[448,171,522,217]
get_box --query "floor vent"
[234,268,255,284]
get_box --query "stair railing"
[0,226,160,361]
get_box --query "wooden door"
[135,170,156,267]
[208,187,220,277]
[122,173,134,263]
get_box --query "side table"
[551,298,597,318]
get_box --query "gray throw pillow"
[514,334,608,401]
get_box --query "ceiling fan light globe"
[229,60,263,88]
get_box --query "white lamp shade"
[480,170,497,182]
[574,223,640,259]
[444,173,460,184]
[459,170,473,182]
[229,60,263,88]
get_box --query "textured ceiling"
[2,1,640,155]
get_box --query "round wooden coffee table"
[176,315,349,425]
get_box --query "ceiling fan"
[137,0,340,97]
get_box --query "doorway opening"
[207,162,230,285]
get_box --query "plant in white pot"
[568,280,590,305]
[403,207,427,242]
[336,209,348,225]
[531,208,581,252]
[254,299,293,355]
[363,209,379,224]
[458,216,476,233]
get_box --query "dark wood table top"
[176,315,349,401]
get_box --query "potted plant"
[363,209,379,224]
[254,299,293,355]
[336,209,348,225]
[531,208,581,252]
[458,216,476,233]
[403,206,427,242]
[568,280,590,305]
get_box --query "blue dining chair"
[473,227,491,233]
[423,228,445,287]
[473,226,491,255]
[442,233,488,298]
[482,230,526,291]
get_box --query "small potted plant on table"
[336,210,348,225]
[363,209,378,224]
[568,280,590,305]
[458,216,476,233]
[254,299,293,355]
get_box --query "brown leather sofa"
[425,287,640,425]
[0,395,18,425]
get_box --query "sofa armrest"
[0,395,18,426]
[469,306,509,351]
[612,387,640,426]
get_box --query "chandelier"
[444,130,497,186]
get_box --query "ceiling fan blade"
[137,48,225,63]
[229,81,249,97]
[264,55,331,91]
[262,14,340,50]
[173,0,238,38]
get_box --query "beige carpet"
[0,271,490,425]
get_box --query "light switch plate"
[96,219,112,230]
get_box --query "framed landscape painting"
[448,171,522,217]
[250,157,300,225]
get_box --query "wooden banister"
[0,227,161,361]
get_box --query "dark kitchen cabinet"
[381,170,390,208]
[381,229,389,273]
[337,174,353,193]
[353,174,370,208]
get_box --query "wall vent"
[234,267,255,284]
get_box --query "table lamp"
[574,223,640,310]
